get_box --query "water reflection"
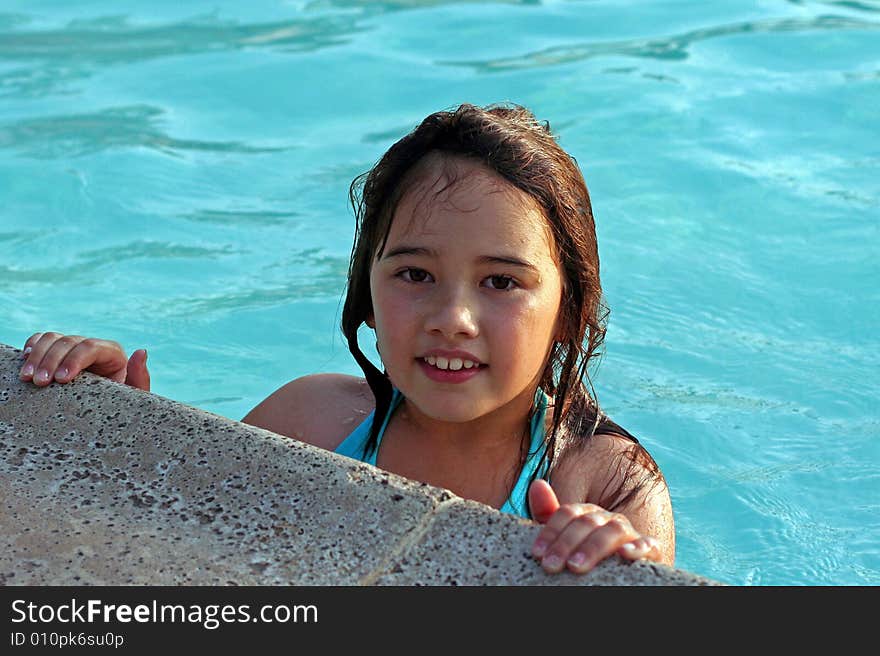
[0,105,289,158]
[0,12,365,97]
[441,15,880,71]
[0,14,363,63]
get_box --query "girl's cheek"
[383,294,415,320]
[374,299,416,344]
[493,297,540,326]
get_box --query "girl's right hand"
[18,332,151,391]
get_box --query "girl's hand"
[528,479,661,574]
[18,332,151,392]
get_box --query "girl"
[19,103,674,575]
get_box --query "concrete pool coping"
[0,343,720,586]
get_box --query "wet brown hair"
[341,102,661,515]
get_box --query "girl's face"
[368,156,564,424]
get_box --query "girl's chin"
[395,385,488,422]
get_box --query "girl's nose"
[424,285,479,339]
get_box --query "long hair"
[341,102,660,515]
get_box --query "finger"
[31,335,89,386]
[22,332,44,355]
[19,351,34,379]
[563,514,640,574]
[541,502,606,534]
[528,479,559,525]
[125,349,151,391]
[540,510,620,573]
[45,338,128,385]
[531,502,604,560]
[19,332,72,385]
[20,332,56,379]
[64,338,129,383]
[618,536,662,563]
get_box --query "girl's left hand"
[527,479,661,574]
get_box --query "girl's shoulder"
[551,431,644,501]
[551,416,666,508]
[241,373,375,451]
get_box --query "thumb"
[125,349,151,392]
[528,479,560,524]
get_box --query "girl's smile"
[417,347,486,384]
[368,153,564,426]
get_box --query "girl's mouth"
[422,355,482,371]
[417,357,486,383]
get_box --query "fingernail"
[35,369,50,383]
[542,554,563,571]
[567,552,586,567]
[55,367,69,382]
[23,346,31,356]
[621,543,637,554]
[532,540,547,558]
[20,363,34,378]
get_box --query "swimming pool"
[0,0,877,586]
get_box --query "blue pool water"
[0,0,877,586]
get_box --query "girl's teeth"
[424,356,479,370]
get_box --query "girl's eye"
[399,268,433,283]
[483,275,517,291]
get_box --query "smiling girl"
[19,103,674,575]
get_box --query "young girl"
[19,103,674,576]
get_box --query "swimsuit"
[334,388,552,518]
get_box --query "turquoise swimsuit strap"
[333,388,403,465]
[499,388,551,518]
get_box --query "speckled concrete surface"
[0,344,720,586]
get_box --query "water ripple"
[154,250,349,316]
[304,0,536,13]
[0,14,363,63]
[0,105,290,158]
[0,240,237,287]
[160,278,345,316]
[0,65,91,100]
[0,13,366,97]
[725,461,825,484]
[79,240,241,264]
[706,155,880,208]
[807,0,880,13]
[0,13,28,30]
[0,231,44,246]
[362,124,413,144]
[638,382,793,413]
[440,15,880,72]
[178,209,302,227]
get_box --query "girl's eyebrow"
[382,245,432,259]
[382,245,539,272]
[478,255,540,273]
